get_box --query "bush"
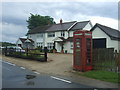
[28,50,41,54]
[35,46,43,52]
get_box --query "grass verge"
[79,70,119,83]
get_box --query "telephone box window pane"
[75,38,81,66]
[86,38,91,65]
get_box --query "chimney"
[60,19,62,24]
[48,21,50,25]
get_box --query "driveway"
[2,53,73,76]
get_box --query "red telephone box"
[73,30,93,72]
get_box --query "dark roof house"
[70,21,92,30]
[91,23,120,41]
[46,21,77,32]
[27,20,91,34]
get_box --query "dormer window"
[61,31,65,37]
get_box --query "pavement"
[1,53,119,88]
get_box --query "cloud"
[2,0,119,2]
[2,2,118,24]
[1,1,118,43]
[89,16,118,29]
[1,22,28,43]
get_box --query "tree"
[0,42,16,47]
[26,13,56,30]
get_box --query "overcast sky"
[1,0,119,43]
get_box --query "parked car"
[7,46,25,52]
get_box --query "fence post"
[26,48,28,56]
[118,51,120,72]
[44,47,47,62]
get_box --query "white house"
[90,23,120,52]
[26,20,93,53]
[16,37,34,49]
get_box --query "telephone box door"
[74,38,82,67]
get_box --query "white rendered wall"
[64,42,73,53]
[16,39,23,47]
[45,31,69,47]
[69,31,74,37]
[28,33,44,48]
[55,42,61,52]
[83,22,92,31]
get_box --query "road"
[2,59,93,88]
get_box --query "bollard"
[44,47,48,62]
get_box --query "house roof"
[58,37,66,41]
[53,37,73,42]
[65,37,73,42]
[70,21,90,30]
[27,25,51,34]
[46,21,76,32]
[91,23,120,40]
[19,38,34,43]
[27,20,91,34]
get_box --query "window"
[37,34,43,38]
[37,42,43,47]
[47,43,54,50]
[47,32,55,37]
[29,35,32,38]
[61,31,65,37]
[70,42,73,49]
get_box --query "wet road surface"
[2,60,93,88]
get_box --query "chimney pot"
[60,19,62,24]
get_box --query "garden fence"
[4,47,47,62]
[92,48,119,72]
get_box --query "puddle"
[26,81,35,86]
[25,74,36,79]
[32,70,36,71]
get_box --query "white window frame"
[70,42,73,49]
[37,42,43,47]
[61,31,65,37]
[47,43,54,50]
[47,32,55,37]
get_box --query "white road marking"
[3,61,16,66]
[8,63,16,66]
[51,76,72,84]
[34,72,40,74]
[20,67,25,69]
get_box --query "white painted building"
[26,20,92,53]
[91,23,120,52]
[16,37,34,49]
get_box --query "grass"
[81,70,119,83]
